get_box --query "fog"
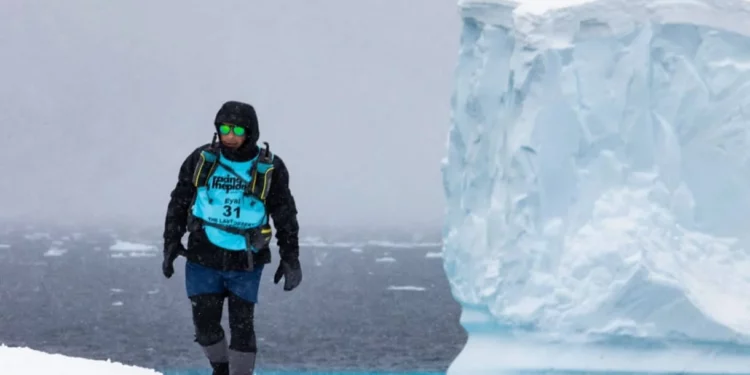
[0,0,461,230]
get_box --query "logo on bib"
[211,176,247,193]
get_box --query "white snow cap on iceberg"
[458,0,750,39]
[0,345,162,375]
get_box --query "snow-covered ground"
[0,345,162,375]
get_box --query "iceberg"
[110,240,157,252]
[442,0,750,373]
[0,345,162,375]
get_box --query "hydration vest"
[187,141,275,261]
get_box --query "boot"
[210,361,229,375]
[202,338,229,375]
[228,349,256,375]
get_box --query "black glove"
[273,257,302,291]
[162,242,186,279]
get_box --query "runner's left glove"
[274,257,302,291]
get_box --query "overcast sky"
[0,0,462,230]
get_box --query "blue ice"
[442,0,750,374]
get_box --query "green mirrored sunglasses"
[218,124,246,136]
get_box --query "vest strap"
[192,150,219,188]
[249,142,274,201]
[200,220,273,254]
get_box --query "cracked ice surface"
[443,0,750,373]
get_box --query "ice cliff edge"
[443,0,750,373]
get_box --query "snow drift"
[0,345,162,375]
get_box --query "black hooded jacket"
[162,101,300,270]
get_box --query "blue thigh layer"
[185,261,264,303]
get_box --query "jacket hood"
[214,100,260,145]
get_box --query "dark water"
[0,224,466,373]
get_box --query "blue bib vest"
[188,144,275,253]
